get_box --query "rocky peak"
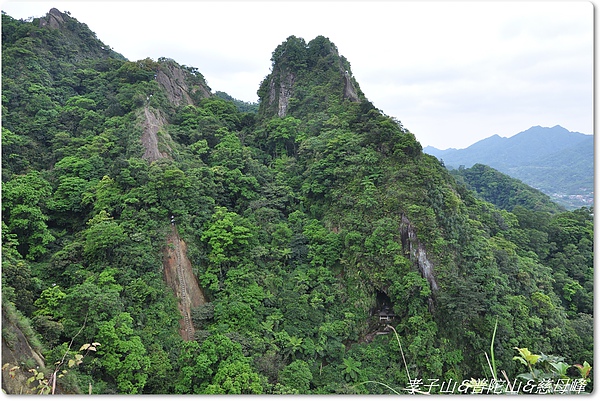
[34,8,126,62]
[38,8,66,29]
[257,35,362,119]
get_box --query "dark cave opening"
[375,290,392,313]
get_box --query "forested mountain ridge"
[424,125,593,209]
[1,9,593,395]
[450,164,566,214]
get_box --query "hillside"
[2,9,593,395]
[451,164,565,214]
[424,125,594,209]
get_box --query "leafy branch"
[5,315,100,395]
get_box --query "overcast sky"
[1,1,593,149]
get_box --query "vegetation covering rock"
[1,9,593,394]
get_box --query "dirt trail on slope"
[163,226,207,341]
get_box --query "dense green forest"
[1,10,593,394]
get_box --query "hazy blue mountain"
[424,125,593,209]
[422,145,453,159]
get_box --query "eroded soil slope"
[163,227,207,341]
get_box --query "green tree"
[95,312,150,394]
[205,359,264,394]
[279,359,313,393]
[2,171,55,259]
[200,206,254,290]
[342,357,363,382]
[1,224,39,315]
[175,334,264,394]
[83,210,128,264]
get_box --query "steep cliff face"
[400,214,439,294]
[343,70,359,102]
[155,59,212,107]
[267,70,296,118]
[139,59,212,161]
[400,214,439,312]
[259,51,297,119]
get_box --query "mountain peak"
[34,8,126,61]
[511,125,588,144]
[38,8,66,29]
[257,35,362,118]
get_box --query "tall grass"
[2,300,45,355]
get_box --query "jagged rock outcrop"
[34,8,126,62]
[155,59,212,107]
[399,214,439,295]
[38,8,64,29]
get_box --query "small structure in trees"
[378,310,396,322]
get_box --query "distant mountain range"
[423,125,593,209]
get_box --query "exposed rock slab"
[342,70,359,102]
[399,214,439,293]
[141,106,170,162]
[2,306,46,394]
[155,60,211,107]
[38,8,65,29]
